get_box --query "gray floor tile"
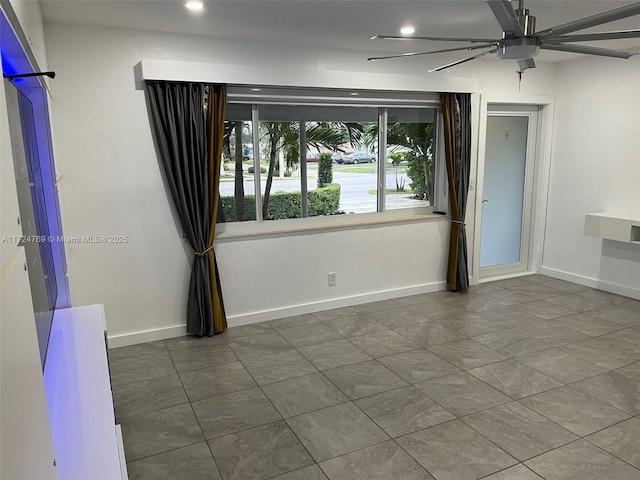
[349,330,421,358]
[191,387,281,439]
[476,306,545,329]
[469,283,505,294]
[601,328,640,354]
[355,386,454,437]
[571,372,640,415]
[394,293,444,307]
[587,417,640,469]
[126,442,221,480]
[270,465,328,480]
[462,402,578,461]
[169,346,239,373]
[588,305,640,327]
[615,361,640,383]
[179,362,256,402]
[367,307,432,329]
[286,402,388,462]
[490,278,532,289]
[225,322,274,338]
[479,289,537,306]
[516,348,607,384]
[525,439,640,480]
[515,300,577,320]
[225,332,292,360]
[312,306,360,322]
[268,314,320,331]
[109,340,167,361]
[208,421,313,480]
[543,294,604,312]
[561,337,640,369]
[511,322,590,347]
[241,350,317,385]
[538,279,590,293]
[262,373,348,418]
[520,386,630,436]
[467,360,562,399]
[323,314,388,337]
[110,351,177,387]
[510,283,566,300]
[318,440,435,480]
[397,420,516,480]
[428,312,501,336]
[113,374,189,419]
[377,349,460,383]
[209,421,313,480]
[406,301,466,318]
[120,404,205,461]
[439,294,503,313]
[416,372,511,417]
[471,330,550,358]
[164,335,228,352]
[576,289,633,306]
[353,299,401,314]
[298,339,372,370]
[323,360,407,400]
[394,322,466,347]
[427,339,507,370]
[548,313,625,337]
[481,464,543,480]
[278,322,343,348]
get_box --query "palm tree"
[260,121,363,218]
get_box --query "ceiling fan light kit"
[369,0,640,72]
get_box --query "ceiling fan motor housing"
[497,8,540,59]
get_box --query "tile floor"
[109,275,640,480]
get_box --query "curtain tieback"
[195,245,214,257]
[451,220,466,226]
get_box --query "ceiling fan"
[368,0,640,72]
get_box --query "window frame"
[218,85,447,237]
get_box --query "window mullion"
[251,104,263,222]
[377,108,388,213]
[299,120,309,218]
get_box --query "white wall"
[541,54,640,298]
[43,22,559,345]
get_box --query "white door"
[480,107,538,278]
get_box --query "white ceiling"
[40,0,640,64]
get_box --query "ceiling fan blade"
[543,29,640,43]
[541,43,637,59]
[487,0,524,36]
[371,34,497,43]
[518,58,536,70]
[367,43,496,62]
[537,2,640,38]
[428,48,498,72]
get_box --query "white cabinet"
[585,213,640,244]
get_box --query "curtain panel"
[146,81,227,336]
[441,93,471,292]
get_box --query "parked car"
[342,151,376,164]
[306,151,319,162]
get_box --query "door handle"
[482,200,488,203]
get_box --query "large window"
[219,86,439,224]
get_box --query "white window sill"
[215,208,448,240]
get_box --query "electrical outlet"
[328,272,336,287]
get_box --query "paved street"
[219,165,429,214]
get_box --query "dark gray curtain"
[146,81,227,336]
[441,93,471,292]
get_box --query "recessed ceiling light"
[185,1,204,11]
[350,92,359,96]
[251,88,261,92]
[400,25,415,35]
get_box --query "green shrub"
[247,166,267,174]
[220,183,341,221]
[317,152,334,188]
[406,152,431,201]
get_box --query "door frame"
[470,94,555,285]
